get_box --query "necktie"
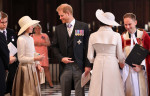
[67,24,72,37]
[3,30,5,35]
[3,31,6,37]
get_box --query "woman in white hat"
[86,9,125,96]
[12,16,44,96]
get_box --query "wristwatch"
[141,65,145,70]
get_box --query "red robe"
[121,30,150,96]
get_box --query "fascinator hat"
[96,9,120,26]
[18,16,40,35]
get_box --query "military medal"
[75,30,84,36]
[77,39,82,45]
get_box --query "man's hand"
[61,57,74,64]
[9,56,16,64]
[84,67,91,77]
[132,64,142,72]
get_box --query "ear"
[135,20,137,25]
[66,11,70,16]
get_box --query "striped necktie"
[67,24,72,37]
[3,31,7,39]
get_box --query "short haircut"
[1,11,8,19]
[56,3,73,15]
[123,13,136,21]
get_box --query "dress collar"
[98,26,113,32]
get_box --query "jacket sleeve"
[116,33,125,64]
[84,24,93,68]
[0,33,9,70]
[87,34,94,63]
[51,27,63,62]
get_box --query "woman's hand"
[37,65,43,72]
[34,54,44,61]
[84,67,91,77]
[119,63,125,69]
[9,56,16,64]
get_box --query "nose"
[126,25,130,29]
[3,22,6,25]
[2,23,7,27]
[59,16,62,20]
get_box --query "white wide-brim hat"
[96,9,120,26]
[18,16,40,35]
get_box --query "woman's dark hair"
[18,31,25,36]
[100,22,108,26]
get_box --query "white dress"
[12,34,41,96]
[88,26,125,96]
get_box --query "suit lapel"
[7,29,10,42]
[61,24,68,49]
[73,21,78,47]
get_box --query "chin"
[61,20,66,24]
[62,21,65,24]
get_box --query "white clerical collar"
[130,33,137,50]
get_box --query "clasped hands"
[34,42,47,46]
[34,54,45,61]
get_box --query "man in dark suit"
[0,11,18,95]
[52,4,92,96]
[0,15,9,96]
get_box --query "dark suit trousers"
[0,70,6,96]
[60,62,84,96]
[6,62,18,94]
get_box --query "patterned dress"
[32,33,49,67]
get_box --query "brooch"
[41,36,45,39]
[77,39,82,45]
